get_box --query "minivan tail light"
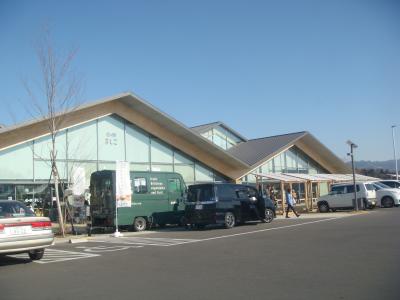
[0,224,4,233]
[31,221,52,231]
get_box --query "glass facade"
[242,146,327,183]
[201,125,243,150]
[0,115,228,195]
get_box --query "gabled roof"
[227,132,307,166]
[227,131,351,174]
[191,121,248,142]
[0,92,249,179]
[0,92,350,180]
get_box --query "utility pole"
[347,140,358,210]
[392,125,398,181]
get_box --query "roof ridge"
[190,121,221,129]
[247,131,308,142]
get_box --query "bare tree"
[23,28,83,237]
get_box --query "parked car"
[372,182,400,208]
[0,200,54,260]
[377,180,400,189]
[317,182,377,212]
[185,183,275,229]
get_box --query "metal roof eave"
[119,93,249,169]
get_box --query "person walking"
[285,188,300,218]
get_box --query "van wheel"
[263,208,274,223]
[318,203,329,213]
[133,217,147,232]
[382,197,394,208]
[28,249,45,260]
[224,212,235,229]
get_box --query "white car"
[378,180,400,189]
[372,182,400,208]
[0,200,54,260]
[317,182,377,212]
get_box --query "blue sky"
[1,0,399,161]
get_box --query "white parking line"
[76,245,143,252]
[163,217,347,247]
[90,237,200,247]
[10,248,100,264]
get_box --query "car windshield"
[0,201,35,218]
[187,185,214,203]
[373,182,390,189]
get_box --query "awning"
[253,173,380,183]
[253,173,306,183]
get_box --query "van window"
[134,177,148,194]
[216,185,237,202]
[346,185,360,193]
[365,184,375,191]
[331,185,345,194]
[247,187,258,198]
[236,189,248,199]
[168,178,181,193]
[187,185,214,203]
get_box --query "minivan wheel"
[28,249,45,260]
[133,217,147,232]
[381,197,394,208]
[318,203,329,213]
[263,208,274,223]
[224,212,235,229]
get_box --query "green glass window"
[67,120,97,160]
[150,139,173,163]
[126,124,150,163]
[0,142,33,180]
[174,152,193,165]
[34,160,67,180]
[195,163,214,182]
[174,165,194,185]
[130,163,150,172]
[151,164,173,172]
[34,132,67,161]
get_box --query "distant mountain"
[349,159,400,172]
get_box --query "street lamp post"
[392,125,398,181]
[347,140,358,211]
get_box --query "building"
[0,92,349,212]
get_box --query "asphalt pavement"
[1,208,399,300]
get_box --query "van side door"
[343,185,360,208]
[236,187,252,221]
[166,174,184,212]
[328,185,346,208]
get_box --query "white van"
[317,182,376,212]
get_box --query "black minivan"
[185,183,275,229]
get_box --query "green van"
[90,170,186,231]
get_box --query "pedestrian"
[285,188,300,218]
[269,186,277,207]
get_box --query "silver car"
[0,200,54,260]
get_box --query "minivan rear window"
[365,184,376,191]
[187,185,214,203]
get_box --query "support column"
[280,181,285,216]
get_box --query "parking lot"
[1,208,399,300]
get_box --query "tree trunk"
[53,167,65,237]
